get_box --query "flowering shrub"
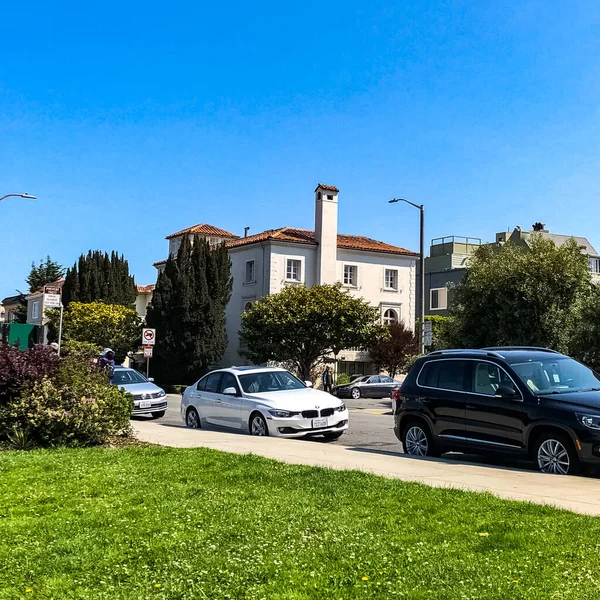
[0,378,132,447]
[0,344,60,402]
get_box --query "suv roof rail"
[429,348,504,359]
[481,346,561,354]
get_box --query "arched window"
[244,302,253,312]
[383,309,398,325]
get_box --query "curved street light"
[0,193,37,202]
[389,197,425,354]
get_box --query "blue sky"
[2,0,600,298]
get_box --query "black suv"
[394,347,600,475]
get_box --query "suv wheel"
[401,422,439,457]
[534,432,579,475]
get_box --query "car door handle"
[466,404,477,410]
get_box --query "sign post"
[44,287,64,356]
[142,329,156,378]
[423,320,433,348]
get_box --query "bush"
[335,373,350,386]
[162,384,187,395]
[0,344,60,402]
[0,378,132,447]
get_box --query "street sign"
[44,294,62,308]
[423,320,433,347]
[143,346,153,358]
[142,328,156,345]
[44,285,62,295]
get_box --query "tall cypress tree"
[146,235,232,384]
[62,250,137,306]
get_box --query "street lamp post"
[389,198,425,354]
[0,193,37,202]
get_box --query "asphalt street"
[139,394,401,453]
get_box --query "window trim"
[342,264,358,287]
[285,257,303,283]
[32,301,40,320]
[382,307,400,325]
[244,260,256,285]
[384,268,399,291]
[430,287,448,311]
[415,358,523,401]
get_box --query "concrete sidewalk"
[133,420,600,516]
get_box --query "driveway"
[132,395,600,516]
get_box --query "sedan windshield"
[111,369,149,385]
[511,357,600,395]
[239,371,306,394]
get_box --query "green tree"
[368,321,419,378]
[570,286,600,372]
[26,256,65,293]
[62,251,136,307]
[450,236,591,352]
[47,302,142,364]
[240,283,381,380]
[146,236,233,384]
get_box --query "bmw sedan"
[111,366,168,418]
[180,366,349,439]
[334,375,402,400]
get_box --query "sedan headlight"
[268,409,299,418]
[158,390,166,397]
[334,404,346,412]
[576,414,600,430]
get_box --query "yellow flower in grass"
[479,532,489,537]
[362,576,369,581]
[155,584,161,589]
[25,589,33,594]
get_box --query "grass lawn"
[1,447,600,599]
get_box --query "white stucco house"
[154,184,418,376]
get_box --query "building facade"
[155,184,419,374]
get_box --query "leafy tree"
[146,236,233,384]
[62,251,136,307]
[240,283,381,380]
[369,321,419,378]
[423,315,455,351]
[26,256,65,293]
[47,302,142,364]
[570,286,600,372]
[12,297,28,324]
[450,236,591,352]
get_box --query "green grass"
[1,447,600,599]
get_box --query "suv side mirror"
[222,387,238,396]
[496,385,518,399]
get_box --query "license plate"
[312,418,327,428]
[140,401,152,409]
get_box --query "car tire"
[323,431,344,441]
[534,432,579,475]
[401,421,440,458]
[186,407,201,429]
[351,387,361,400]
[250,412,269,436]
[151,411,166,419]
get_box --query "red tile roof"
[137,284,155,293]
[226,227,417,256]
[315,183,339,192]
[33,278,65,294]
[166,223,239,240]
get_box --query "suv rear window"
[418,360,469,391]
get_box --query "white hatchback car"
[180,366,349,439]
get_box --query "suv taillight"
[393,387,400,401]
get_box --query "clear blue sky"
[2,0,600,299]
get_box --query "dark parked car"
[394,347,600,475]
[335,375,402,399]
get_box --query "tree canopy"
[62,251,136,307]
[48,302,142,364]
[368,321,419,378]
[146,236,232,384]
[26,256,65,293]
[240,283,381,380]
[449,236,591,352]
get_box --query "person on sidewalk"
[323,366,334,394]
[98,348,116,381]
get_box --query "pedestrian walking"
[323,366,333,394]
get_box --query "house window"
[589,258,600,275]
[343,265,357,287]
[32,301,40,319]
[326,194,334,200]
[383,308,399,325]
[286,259,302,282]
[430,288,448,311]
[384,269,398,290]
[245,260,255,284]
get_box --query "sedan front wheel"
[351,387,361,400]
[186,407,201,429]
[250,413,269,436]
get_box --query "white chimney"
[314,183,339,284]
